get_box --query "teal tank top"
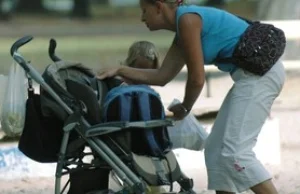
[176,5,249,73]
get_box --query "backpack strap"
[120,94,132,121]
[137,92,163,157]
[138,92,171,185]
[151,157,171,185]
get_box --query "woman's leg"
[250,179,278,194]
[205,61,285,193]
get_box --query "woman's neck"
[163,8,177,32]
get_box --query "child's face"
[130,55,157,69]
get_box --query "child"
[119,40,160,86]
[123,40,159,70]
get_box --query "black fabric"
[18,90,64,163]
[67,168,110,194]
[19,64,121,163]
[217,17,286,76]
[40,62,120,122]
[18,63,123,193]
[65,79,103,125]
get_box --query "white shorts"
[204,61,285,193]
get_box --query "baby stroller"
[11,36,196,194]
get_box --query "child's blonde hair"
[124,41,159,69]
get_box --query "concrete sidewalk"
[0,117,284,194]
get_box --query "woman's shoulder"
[177,4,224,13]
[176,4,229,23]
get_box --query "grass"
[0,34,173,75]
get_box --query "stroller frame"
[11,36,190,194]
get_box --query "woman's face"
[131,55,157,69]
[139,0,165,31]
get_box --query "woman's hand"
[168,103,189,120]
[97,67,120,79]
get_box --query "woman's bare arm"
[178,13,206,111]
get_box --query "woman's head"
[139,0,185,31]
[124,41,159,69]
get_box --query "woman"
[97,0,285,193]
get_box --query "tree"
[97,0,109,5]
[0,0,11,20]
[71,0,91,19]
[16,0,46,13]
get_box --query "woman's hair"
[124,41,159,69]
[143,0,185,5]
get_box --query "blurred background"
[0,0,299,73]
[0,0,299,194]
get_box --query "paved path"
[1,110,300,194]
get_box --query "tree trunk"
[16,0,46,13]
[0,0,12,20]
[97,0,109,5]
[71,0,91,19]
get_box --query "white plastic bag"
[167,99,209,151]
[1,61,26,137]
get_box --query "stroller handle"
[10,35,73,114]
[49,38,62,62]
[10,35,33,57]
[10,35,33,72]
